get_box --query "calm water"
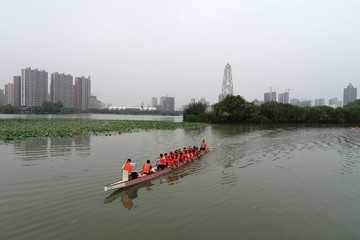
[1,115,360,240]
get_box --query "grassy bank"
[0,119,205,142]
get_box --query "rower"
[157,154,167,171]
[142,160,153,175]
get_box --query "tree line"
[183,95,360,124]
[0,101,182,115]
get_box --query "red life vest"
[168,159,174,167]
[123,162,132,174]
[159,157,166,165]
[143,163,151,174]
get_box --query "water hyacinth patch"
[0,119,205,142]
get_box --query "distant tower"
[343,83,357,106]
[151,97,157,107]
[218,63,233,102]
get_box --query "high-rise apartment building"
[73,76,91,110]
[314,98,325,106]
[298,100,312,107]
[343,83,357,106]
[264,91,277,102]
[278,91,289,104]
[5,83,14,105]
[13,76,21,106]
[329,97,342,108]
[151,97,157,107]
[0,89,4,106]
[21,68,48,106]
[50,72,73,108]
[329,98,337,106]
[160,96,175,111]
[90,95,102,109]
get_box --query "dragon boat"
[104,149,208,191]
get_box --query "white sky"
[1,0,360,109]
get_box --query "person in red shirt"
[167,156,175,168]
[200,139,207,151]
[157,154,167,171]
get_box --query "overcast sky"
[1,0,360,109]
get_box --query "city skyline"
[0,65,358,109]
[1,1,360,109]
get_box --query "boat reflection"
[163,170,190,185]
[163,161,204,185]
[103,181,153,209]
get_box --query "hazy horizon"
[1,0,359,109]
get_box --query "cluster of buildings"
[109,96,176,112]
[0,68,104,110]
[215,63,357,109]
[258,83,356,108]
[151,96,175,111]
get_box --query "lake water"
[1,114,360,240]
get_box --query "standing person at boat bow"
[200,139,207,151]
[122,159,137,180]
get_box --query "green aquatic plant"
[0,119,205,142]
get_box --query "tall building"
[290,99,299,105]
[314,98,325,106]
[21,68,48,106]
[0,89,4,106]
[5,83,14,105]
[73,76,91,110]
[218,63,233,102]
[13,76,21,106]
[329,97,337,106]
[298,100,312,107]
[160,96,175,111]
[151,97,157,107]
[199,98,208,105]
[278,91,289,104]
[329,97,342,108]
[90,95,102,109]
[264,91,277,102]
[343,83,357,106]
[50,72,73,108]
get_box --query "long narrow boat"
[104,150,208,191]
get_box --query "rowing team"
[122,140,208,180]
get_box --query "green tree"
[41,101,63,114]
[183,102,209,122]
[0,105,20,114]
[212,95,255,123]
[343,100,360,123]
